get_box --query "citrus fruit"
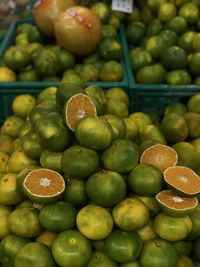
[75,116,113,150]
[0,234,29,267]
[56,82,85,107]
[104,229,142,263]
[193,237,200,261]
[36,230,57,248]
[178,3,199,25]
[178,31,196,53]
[138,124,167,144]
[99,60,123,82]
[164,16,187,34]
[160,46,188,70]
[14,242,56,267]
[0,133,13,154]
[164,166,200,196]
[174,240,192,255]
[23,168,65,204]
[129,112,152,129]
[12,94,36,119]
[39,150,62,173]
[102,114,126,140]
[0,151,9,172]
[153,212,192,241]
[2,115,24,139]
[54,5,102,56]
[130,48,152,71]
[140,144,178,173]
[61,145,99,179]
[189,53,200,77]
[85,85,106,115]
[39,201,77,232]
[105,87,129,107]
[35,112,71,152]
[123,118,138,141]
[121,261,140,267]
[139,238,178,267]
[146,18,162,36]
[164,101,187,116]
[187,93,200,114]
[0,67,16,82]
[0,206,11,239]
[176,254,196,267]
[183,112,200,138]
[136,195,160,217]
[160,113,188,143]
[91,2,111,23]
[7,149,37,173]
[145,35,165,59]
[86,170,126,207]
[57,48,76,72]
[166,70,191,85]
[102,25,117,38]
[76,204,113,240]
[52,229,92,267]
[0,173,23,206]
[99,37,122,61]
[112,197,149,231]
[79,64,99,83]
[158,2,177,23]
[136,63,166,84]
[136,218,158,243]
[190,138,200,152]
[3,46,31,71]
[20,130,43,160]
[101,139,139,173]
[128,163,163,196]
[63,178,88,208]
[86,250,119,267]
[105,98,129,118]
[8,207,42,238]
[156,189,198,217]
[188,204,200,240]
[126,22,146,46]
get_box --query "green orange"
[86,170,126,207]
[104,229,142,263]
[76,204,113,240]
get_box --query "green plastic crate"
[0,17,129,89]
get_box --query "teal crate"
[0,17,129,89]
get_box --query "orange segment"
[164,166,200,196]
[23,168,65,203]
[140,144,178,172]
[65,93,97,131]
[156,190,198,217]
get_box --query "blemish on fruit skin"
[66,9,92,29]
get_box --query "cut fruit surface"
[156,190,198,217]
[164,166,200,196]
[23,168,65,203]
[65,93,97,131]
[140,144,178,173]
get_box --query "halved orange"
[156,189,198,217]
[164,166,200,196]
[23,168,65,203]
[65,93,97,131]
[140,144,178,173]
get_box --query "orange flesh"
[66,93,97,131]
[140,144,178,173]
[164,166,200,195]
[156,190,198,209]
[24,169,65,197]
